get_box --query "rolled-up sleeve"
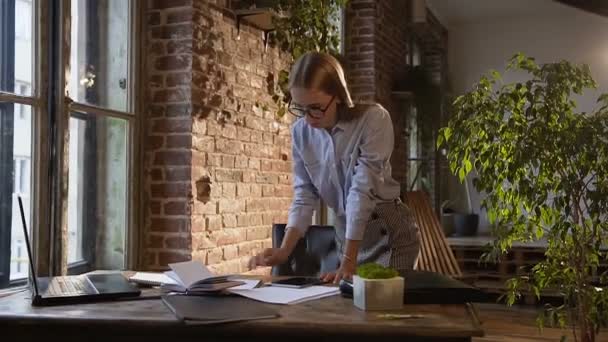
[345,108,394,240]
[286,136,318,237]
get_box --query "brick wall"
[143,0,292,274]
[344,0,410,186]
[345,1,449,210]
[141,0,449,273]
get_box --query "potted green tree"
[438,53,608,342]
[353,263,404,311]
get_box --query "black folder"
[162,294,279,324]
[400,270,491,304]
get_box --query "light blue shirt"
[287,104,401,240]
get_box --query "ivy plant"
[438,53,608,342]
[250,0,348,117]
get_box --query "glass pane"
[69,0,130,112]
[0,103,32,287]
[67,114,128,270]
[0,0,34,95]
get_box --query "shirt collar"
[332,120,349,133]
[331,106,351,134]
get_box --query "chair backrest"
[403,191,462,278]
[271,224,339,276]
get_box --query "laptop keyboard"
[47,276,93,296]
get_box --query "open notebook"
[160,261,245,294]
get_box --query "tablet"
[270,277,325,289]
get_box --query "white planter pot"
[353,275,404,311]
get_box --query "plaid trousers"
[335,199,421,273]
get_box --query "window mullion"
[49,0,72,276]
[0,91,37,106]
[69,100,134,121]
[32,0,52,278]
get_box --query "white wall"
[446,4,608,234]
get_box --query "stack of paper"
[229,285,340,305]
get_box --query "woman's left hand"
[321,257,357,284]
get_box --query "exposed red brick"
[260,159,272,172]
[152,89,188,103]
[165,167,190,182]
[147,135,164,150]
[150,217,189,233]
[148,104,165,118]
[166,135,192,149]
[149,200,162,215]
[144,252,157,267]
[147,234,164,248]
[149,168,163,181]
[222,214,237,228]
[167,39,193,55]
[156,55,191,71]
[215,169,243,183]
[150,182,191,198]
[215,138,242,155]
[206,248,223,264]
[165,236,192,249]
[165,201,189,215]
[158,251,191,266]
[154,151,192,165]
[351,1,376,10]
[221,155,236,168]
[143,3,298,271]
[149,75,164,89]
[261,185,275,197]
[148,11,161,26]
[246,227,269,241]
[152,118,191,133]
[149,41,165,55]
[166,72,191,87]
[166,9,192,24]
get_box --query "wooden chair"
[404,191,463,278]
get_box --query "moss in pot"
[353,263,404,311]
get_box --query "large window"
[66,0,133,273]
[0,0,34,288]
[0,0,138,289]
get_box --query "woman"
[249,52,420,284]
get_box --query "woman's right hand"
[248,248,290,270]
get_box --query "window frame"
[59,0,140,275]
[0,0,37,288]
[0,0,142,290]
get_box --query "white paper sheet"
[227,279,263,290]
[229,285,340,305]
[129,272,178,286]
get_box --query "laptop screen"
[18,196,39,296]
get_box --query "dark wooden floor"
[473,303,608,341]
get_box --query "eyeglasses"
[288,96,336,119]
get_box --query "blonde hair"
[288,52,355,112]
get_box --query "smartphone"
[270,277,325,289]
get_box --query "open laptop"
[18,196,141,306]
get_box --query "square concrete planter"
[353,275,404,311]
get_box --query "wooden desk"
[0,289,483,342]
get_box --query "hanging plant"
[249,0,349,118]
